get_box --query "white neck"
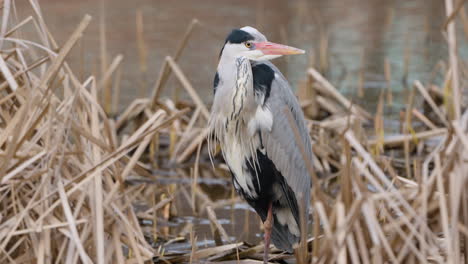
[218,54,238,80]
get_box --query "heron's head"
[220,26,305,61]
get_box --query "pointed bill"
[255,42,305,55]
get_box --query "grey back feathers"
[260,61,312,215]
[257,62,312,251]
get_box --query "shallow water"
[135,179,265,251]
[16,0,468,253]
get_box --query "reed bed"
[0,0,468,263]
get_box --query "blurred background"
[17,0,468,131]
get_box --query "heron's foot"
[263,202,273,264]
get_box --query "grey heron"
[208,26,312,263]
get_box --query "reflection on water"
[16,0,467,252]
[136,180,264,251]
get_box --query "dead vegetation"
[0,0,467,263]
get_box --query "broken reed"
[1,0,468,263]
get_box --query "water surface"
[18,0,467,120]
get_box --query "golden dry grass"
[0,0,467,263]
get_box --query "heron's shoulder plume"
[252,63,275,105]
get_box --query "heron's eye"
[245,42,252,48]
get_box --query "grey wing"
[260,62,313,214]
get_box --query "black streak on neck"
[213,72,220,94]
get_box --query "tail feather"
[270,208,300,253]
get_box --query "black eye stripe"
[225,29,255,44]
[219,29,255,58]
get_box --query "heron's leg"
[263,202,273,264]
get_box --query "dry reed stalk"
[358,48,365,98]
[176,128,209,163]
[335,202,346,264]
[120,111,165,181]
[150,19,199,108]
[171,107,201,161]
[308,68,372,119]
[316,95,342,114]
[319,30,329,74]
[367,128,447,147]
[99,0,112,114]
[0,55,18,91]
[384,57,392,105]
[403,86,415,179]
[112,63,122,114]
[411,108,438,130]
[414,80,449,126]
[206,206,230,243]
[444,0,461,119]
[373,91,385,156]
[97,54,123,92]
[460,5,468,39]
[136,9,148,97]
[300,73,318,118]
[166,56,210,119]
[90,81,106,264]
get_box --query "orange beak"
[254,41,305,55]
